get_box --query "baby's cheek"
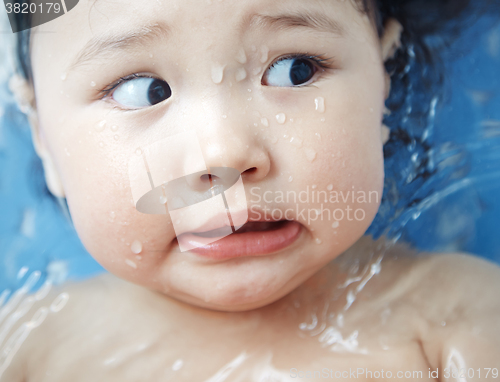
[63,147,177,285]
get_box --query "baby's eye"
[262,56,320,87]
[110,76,172,109]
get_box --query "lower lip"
[178,220,302,260]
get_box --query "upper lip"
[176,208,288,236]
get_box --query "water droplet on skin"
[125,259,137,269]
[235,67,247,82]
[260,45,269,63]
[270,135,278,144]
[314,97,325,113]
[90,81,96,87]
[316,238,322,245]
[288,176,293,182]
[60,72,67,81]
[276,113,286,124]
[290,137,303,148]
[159,195,167,204]
[135,148,143,155]
[131,240,143,254]
[261,117,269,127]
[305,148,317,162]
[327,184,334,191]
[111,125,118,132]
[109,211,116,222]
[99,141,104,148]
[211,64,225,84]
[114,135,120,141]
[95,120,106,132]
[235,48,247,64]
[312,185,317,189]
[149,53,154,58]
[320,118,326,123]
[332,221,339,228]
[172,359,184,371]
[315,132,322,140]
[64,148,70,157]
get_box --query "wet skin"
[2,238,500,381]
[3,0,500,379]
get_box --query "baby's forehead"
[31,0,371,66]
[33,0,364,36]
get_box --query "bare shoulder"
[382,245,500,374]
[0,273,177,382]
[408,250,500,312]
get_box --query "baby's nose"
[196,121,271,184]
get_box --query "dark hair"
[11,0,499,236]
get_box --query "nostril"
[243,167,257,175]
[200,173,220,183]
[200,174,210,182]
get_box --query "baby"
[2,0,500,380]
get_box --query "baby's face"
[30,0,389,310]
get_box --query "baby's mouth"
[192,220,288,238]
[178,218,303,260]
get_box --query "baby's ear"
[380,18,403,62]
[9,74,66,198]
[380,18,403,99]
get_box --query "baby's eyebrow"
[241,10,345,37]
[69,22,170,71]
[68,9,343,71]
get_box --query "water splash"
[0,270,70,378]
[204,352,248,382]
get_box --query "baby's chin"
[156,267,317,312]
[163,285,292,312]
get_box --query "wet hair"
[10,0,499,236]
